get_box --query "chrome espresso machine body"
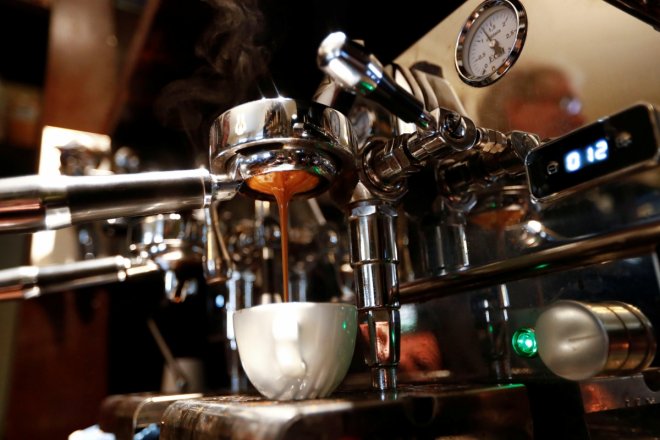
[2,0,660,438]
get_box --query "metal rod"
[0,169,240,234]
[399,220,660,303]
[147,318,189,393]
[317,32,434,130]
[0,256,160,301]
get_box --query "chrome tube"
[0,169,240,234]
[0,256,160,301]
[349,198,400,390]
[209,98,355,201]
[317,31,434,130]
[399,219,660,303]
[202,204,234,285]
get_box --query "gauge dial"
[455,0,527,87]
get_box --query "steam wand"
[0,208,227,304]
[0,256,160,301]
[317,32,435,130]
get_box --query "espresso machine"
[3,0,660,438]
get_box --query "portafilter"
[0,98,355,235]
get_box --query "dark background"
[111,0,467,166]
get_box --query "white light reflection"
[31,126,110,265]
[124,260,160,278]
[235,112,246,136]
[44,207,72,230]
[400,304,418,333]
[525,220,543,234]
[327,58,361,89]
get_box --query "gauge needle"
[490,38,505,57]
[483,28,505,58]
[483,28,504,56]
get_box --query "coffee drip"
[246,170,320,302]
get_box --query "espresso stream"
[247,170,320,302]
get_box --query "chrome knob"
[535,300,656,381]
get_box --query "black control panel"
[525,103,659,203]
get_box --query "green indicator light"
[358,81,375,93]
[535,263,550,270]
[512,327,538,358]
[342,321,347,330]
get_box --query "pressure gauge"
[455,0,527,87]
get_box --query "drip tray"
[101,384,533,439]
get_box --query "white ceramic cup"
[233,301,357,400]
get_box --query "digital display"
[564,138,608,173]
[524,103,658,203]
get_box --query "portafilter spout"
[0,99,355,235]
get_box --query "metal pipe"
[0,255,160,301]
[317,33,532,203]
[317,31,434,130]
[349,199,400,390]
[147,318,190,393]
[0,169,240,234]
[399,219,660,303]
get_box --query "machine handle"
[0,256,160,301]
[0,169,241,234]
[317,32,434,130]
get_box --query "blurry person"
[477,64,586,139]
[399,330,443,373]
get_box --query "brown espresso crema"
[246,170,320,302]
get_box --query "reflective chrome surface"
[129,213,204,270]
[209,98,355,200]
[128,212,207,302]
[0,169,239,234]
[349,200,400,389]
[535,300,656,381]
[0,255,159,301]
[318,32,435,130]
[0,211,214,303]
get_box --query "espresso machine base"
[100,384,533,440]
[98,375,660,440]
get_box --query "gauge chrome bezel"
[455,0,528,87]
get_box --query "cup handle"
[272,315,306,378]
